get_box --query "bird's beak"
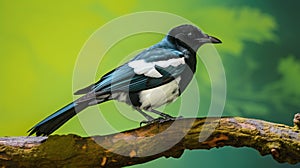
[208,35,222,44]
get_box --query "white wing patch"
[128,58,185,78]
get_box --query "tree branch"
[1,115,300,167]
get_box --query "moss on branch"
[1,115,300,167]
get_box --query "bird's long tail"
[28,101,88,136]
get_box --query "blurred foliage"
[0,0,299,167]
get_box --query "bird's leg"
[149,109,174,119]
[137,108,181,126]
[149,109,183,122]
[136,108,154,121]
[136,108,157,126]
[141,109,180,124]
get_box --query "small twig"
[293,113,300,129]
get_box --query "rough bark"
[1,115,300,167]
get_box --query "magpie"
[28,24,221,136]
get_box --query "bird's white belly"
[139,77,181,110]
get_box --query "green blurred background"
[1,0,299,167]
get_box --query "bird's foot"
[140,117,163,126]
[140,116,183,126]
[177,115,183,119]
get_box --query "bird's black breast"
[177,50,197,94]
[129,92,142,107]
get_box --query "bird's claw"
[140,117,163,126]
[177,115,183,119]
[140,116,183,126]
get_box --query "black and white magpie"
[28,24,221,136]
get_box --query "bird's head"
[168,24,222,52]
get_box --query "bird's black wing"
[74,47,187,95]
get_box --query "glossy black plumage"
[28,24,221,136]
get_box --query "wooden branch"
[1,115,300,167]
